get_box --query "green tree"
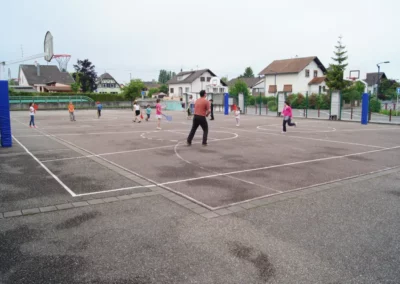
[72,59,97,92]
[8,79,17,86]
[221,76,228,84]
[229,79,249,100]
[242,67,254,78]
[342,81,364,105]
[379,79,400,100]
[148,87,159,97]
[326,36,349,91]
[70,72,81,93]
[158,70,176,84]
[159,84,168,94]
[123,79,145,100]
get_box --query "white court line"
[41,132,214,210]
[173,131,282,193]
[222,127,386,149]
[157,145,400,187]
[40,144,177,163]
[210,165,400,210]
[74,185,156,197]
[12,136,76,197]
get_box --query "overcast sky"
[1,0,398,83]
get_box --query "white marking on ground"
[12,136,76,197]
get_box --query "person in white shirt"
[29,103,36,128]
[132,101,142,123]
[235,107,241,127]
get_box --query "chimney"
[35,61,40,76]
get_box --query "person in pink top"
[155,98,162,130]
[282,101,297,133]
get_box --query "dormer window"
[177,76,183,81]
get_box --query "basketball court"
[2,109,400,213]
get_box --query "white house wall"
[96,87,122,94]
[264,60,325,96]
[19,69,29,86]
[169,71,227,96]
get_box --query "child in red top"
[156,99,162,130]
[282,101,297,133]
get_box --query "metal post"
[259,93,261,116]
[351,107,353,120]
[377,65,380,97]
[305,91,308,118]
[318,108,320,117]
[389,109,392,122]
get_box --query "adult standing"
[209,99,214,120]
[187,90,210,146]
[282,101,297,133]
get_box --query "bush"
[380,109,400,116]
[9,91,129,102]
[268,101,277,111]
[247,96,255,105]
[370,98,382,113]
[308,94,318,109]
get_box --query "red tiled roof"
[308,76,326,85]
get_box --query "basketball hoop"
[53,54,71,72]
[210,77,220,87]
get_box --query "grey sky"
[1,0,398,84]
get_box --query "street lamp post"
[376,61,390,97]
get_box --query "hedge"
[369,98,382,113]
[9,91,130,102]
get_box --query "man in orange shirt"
[187,90,210,146]
[68,101,76,122]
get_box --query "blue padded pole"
[0,80,12,147]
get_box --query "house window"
[314,70,318,77]
[213,88,218,93]
[207,77,211,82]
[323,86,326,92]
[305,70,310,77]
[207,87,210,93]
[170,88,174,93]
[219,88,224,93]
[103,84,107,88]
[185,87,190,92]
[200,77,205,82]
[319,86,322,94]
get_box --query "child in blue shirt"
[97,102,103,118]
[145,105,151,121]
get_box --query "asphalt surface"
[1,110,400,283]
[1,171,400,283]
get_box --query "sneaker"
[29,126,32,128]
[294,122,297,127]
[138,121,141,123]
[156,127,161,130]
[34,126,37,128]
[202,143,207,147]
[187,141,191,146]
[281,131,286,134]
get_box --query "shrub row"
[9,91,130,102]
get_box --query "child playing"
[145,105,151,121]
[97,102,103,118]
[282,101,297,133]
[234,107,241,127]
[133,101,141,123]
[156,99,162,130]
[29,103,36,128]
[68,101,76,122]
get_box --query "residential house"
[167,69,228,98]
[363,72,387,94]
[308,76,327,94]
[258,56,327,96]
[143,81,162,96]
[18,64,75,93]
[96,73,122,94]
[227,77,265,96]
